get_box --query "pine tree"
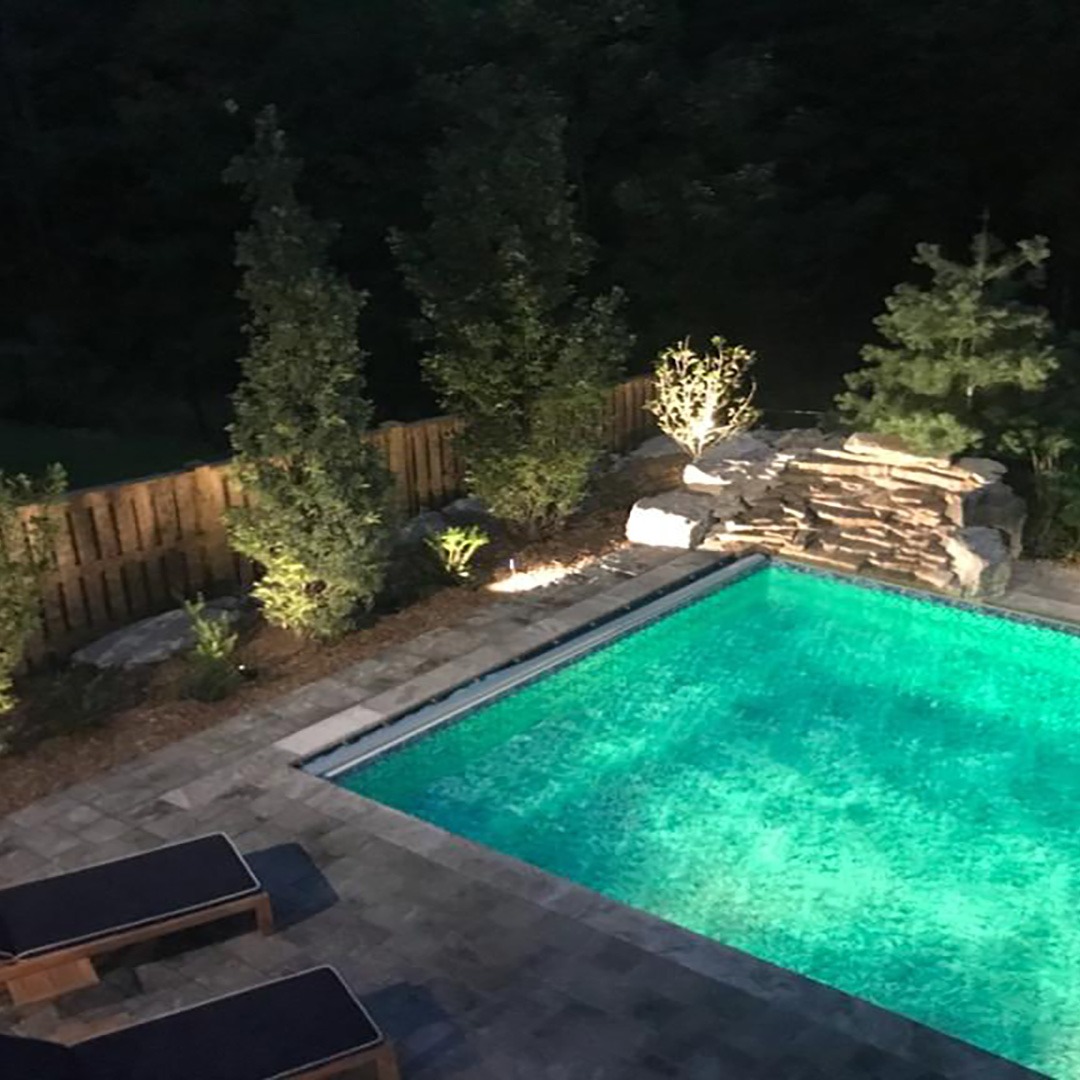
[837,232,1060,456]
[224,106,391,639]
[393,66,631,535]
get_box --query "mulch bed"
[0,510,630,819]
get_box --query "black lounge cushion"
[0,1033,87,1079]
[71,966,383,1080]
[0,834,259,960]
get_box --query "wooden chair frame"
[292,1040,401,1079]
[0,891,273,1006]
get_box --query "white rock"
[625,490,715,549]
[943,526,1013,598]
[74,598,242,669]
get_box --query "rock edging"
[625,430,1025,599]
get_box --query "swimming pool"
[333,562,1080,1077]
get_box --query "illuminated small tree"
[647,336,760,458]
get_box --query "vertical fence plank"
[411,423,433,510]
[194,463,234,586]
[84,490,126,624]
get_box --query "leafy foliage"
[182,595,241,702]
[427,525,490,582]
[395,66,631,535]
[838,233,1060,456]
[224,106,393,639]
[647,336,761,458]
[0,665,146,757]
[0,465,65,714]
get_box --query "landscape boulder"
[959,481,1027,557]
[625,490,714,549]
[943,527,1013,599]
[683,433,785,490]
[73,598,243,669]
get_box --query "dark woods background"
[3,0,1079,456]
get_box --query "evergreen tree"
[837,232,1060,455]
[394,66,631,534]
[224,106,391,639]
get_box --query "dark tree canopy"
[3,0,1080,457]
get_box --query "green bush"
[0,465,65,715]
[0,665,145,756]
[182,596,242,702]
[838,232,1060,456]
[224,106,392,640]
[427,524,490,582]
[394,68,630,536]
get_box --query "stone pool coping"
[0,546,1051,1078]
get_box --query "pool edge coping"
[282,550,748,771]
[291,550,1080,778]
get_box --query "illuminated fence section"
[20,376,655,660]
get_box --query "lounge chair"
[0,966,400,1080]
[0,833,272,1005]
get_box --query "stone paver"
[0,549,1049,1079]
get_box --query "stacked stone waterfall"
[625,430,1026,599]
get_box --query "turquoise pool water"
[340,565,1080,1077]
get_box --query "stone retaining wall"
[625,430,1026,598]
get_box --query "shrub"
[427,525,490,582]
[647,336,760,459]
[224,106,392,640]
[838,231,1060,456]
[394,67,630,536]
[0,465,65,714]
[182,596,242,702]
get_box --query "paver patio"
[1,548,1063,1079]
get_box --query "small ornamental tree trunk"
[224,106,392,640]
[837,231,1060,456]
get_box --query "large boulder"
[683,433,785,490]
[959,480,1026,557]
[625,490,715,549]
[74,598,243,669]
[943,526,1012,599]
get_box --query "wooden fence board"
[19,376,655,661]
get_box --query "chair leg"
[373,1042,401,1080]
[254,894,275,935]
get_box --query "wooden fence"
[23,375,655,661]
